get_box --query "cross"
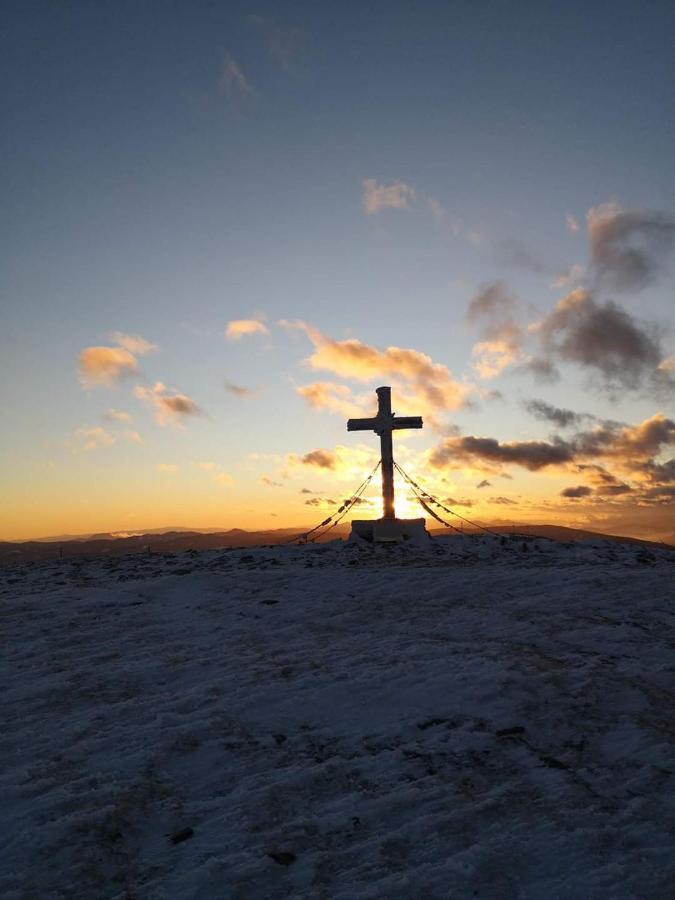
[347,386,423,519]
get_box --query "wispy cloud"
[587,202,675,292]
[104,408,133,423]
[260,476,283,487]
[523,399,594,429]
[566,214,580,233]
[225,318,269,341]
[295,381,365,418]
[362,179,416,215]
[156,463,178,474]
[108,332,158,356]
[221,53,254,99]
[225,382,254,398]
[74,425,116,451]
[248,15,306,69]
[134,382,201,427]
[466,282,525,379]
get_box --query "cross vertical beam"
[347,386,423,520]
[376,387,395,519]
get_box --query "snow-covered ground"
[2,535,674,899]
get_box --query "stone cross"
[347,386,423,519]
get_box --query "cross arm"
[347,417,379,432]
[391,416,423,430]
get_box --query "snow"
[1,535,674,898]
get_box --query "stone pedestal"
[349,518,429,545]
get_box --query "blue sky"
[1,1,674,539]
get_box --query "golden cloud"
[296,382,366,418]
[79,346,139,387]
[79,332,156,388]
[109,332,158,355]
[284,320,471,427]
[225,319,269,341]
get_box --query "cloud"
[284,443,378,483]
[550,264,585,290]
[105,408,133,423]
[75,426,116,451]
[523,399,592,429]
[248,15,306,69]
[561,485,593,498]
[476,479,491,488]
[362,179,416,215]
[522,356,559,382]
[466,281,517,326]
[108,333,158,356]
[429,435,575,472]
[466,282,525,379]
[489,496,518,505]
[221,53,254,99]
[427,197,445,220]
[468,266,672,393]
[225,383,254,398]
[587,202,675,292]
[225,319,269,341]
[194,461,233,486]
[535,288,664,392]
[123,430,143,445]
[566,214,580,233]
[304,497,337,507]
[471,340,521,379]
[284,320,471,424]
[496,238,554,276]
[79,346,139,387]
[261,476,283,487]
[444,497,474,507]
[300,448,337,469]
[134,382,201,427]
[79,332,156,388]
[575,413,675,461]
[156,463,178,474]
[296,381,364,418]
[299,488,316,494]
[428,414,675,513]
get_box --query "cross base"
[349,517,430,545]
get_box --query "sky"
[1,0,674,542]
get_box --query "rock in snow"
[1,535,674,898]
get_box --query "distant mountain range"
[1,523,671,565]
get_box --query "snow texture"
[1,535,674,898]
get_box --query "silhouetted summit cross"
[347,386,423,519]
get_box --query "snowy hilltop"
[2,535,674,898]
